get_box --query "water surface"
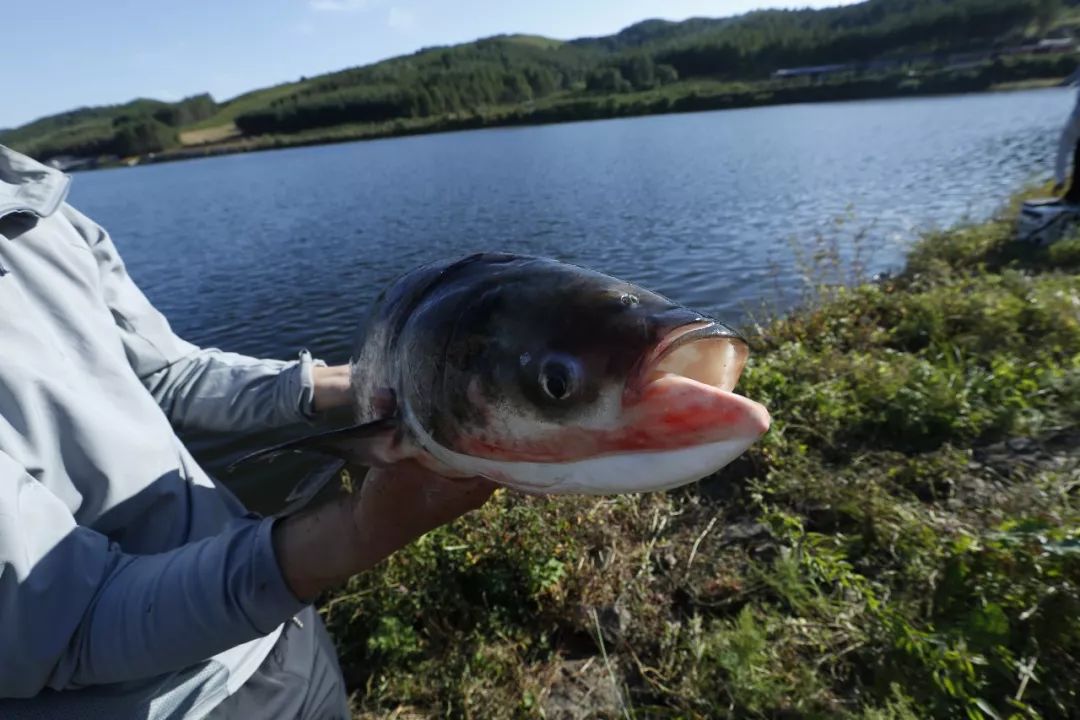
[70,88,1071,364]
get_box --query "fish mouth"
[621,320,771,444]
[635,321,750,394]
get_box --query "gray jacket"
[0,145,320,717]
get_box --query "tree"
[621,54,656,89]
[501,72,534,103]
[586,68,632,93]
[417,88,435,116]
[111,117,177,156]
[656,64,679,85]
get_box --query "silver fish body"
[233,253,770,501]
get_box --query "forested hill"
[0,95,218,162]
[3,0,1072,163]
[577,0,1061,72]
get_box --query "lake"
[69,87,1073,365]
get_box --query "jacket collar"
[0,145,71,221]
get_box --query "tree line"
[649,0,1059,78]
[234,0,1059,136]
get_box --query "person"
[1054,78,1080,204]
[0,143,497,719]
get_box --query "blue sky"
[5,0,853,129]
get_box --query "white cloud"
[387,6,415,30]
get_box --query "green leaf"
[966,603,1010,645]
[973,697,1003,720]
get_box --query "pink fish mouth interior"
[616,322,770,449]
[640,321,750,393]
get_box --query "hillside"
[1,95,217,164]
[1,0,1072,165]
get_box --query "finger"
[427,477,497,512]
[438,476,499,491]
[458,485,495,512]
[372,459,494,489]
[363,460,431,484]
[427,475,495,499]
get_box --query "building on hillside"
[771,64,854,80]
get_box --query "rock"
[973,431,1080,485]
[720,520,769,544]
[542,657,627,720]
[1006,437,1038,454]
[595,601,632,646]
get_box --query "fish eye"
[539,355,580,401]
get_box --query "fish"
[229,253,770,505]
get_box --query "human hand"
[311,365,352,413]
[272,462,497,601]
[350,462,496,569]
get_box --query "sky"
[4,0,855,129]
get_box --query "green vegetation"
[0,94,216,161]
[582,0,1058,73]
[139,51,1078,166]
[2,0,1077,164]
[317,190,1080,719]
[223,0,1070,140]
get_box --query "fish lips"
[624,318,770,442]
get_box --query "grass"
[318,187,1080,719]
[989,78,1066,92]
[181,82,307,132]
[178,123,241,146]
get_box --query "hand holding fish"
[311,365,353,412]
[272,463,496,601]
[271,361,495,602]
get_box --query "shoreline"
[83,76,1070,172]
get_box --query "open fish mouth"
[616,320,769,449]
[634,321,750,395]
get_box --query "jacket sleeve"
[61,204,325,433]
[0,451,304,696]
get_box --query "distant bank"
[12,0,1080,172]
[56,66,1078,172]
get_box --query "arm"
[0,453,494,696]
[62,204,350,431]
[0,451,303,696]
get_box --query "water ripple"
[69,89,1071,364]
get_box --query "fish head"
[389,254,771,494]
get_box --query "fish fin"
[225,418,401,473]
[273,455,352,516]
[284,456,348,505]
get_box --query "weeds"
[330,188,1080,719]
